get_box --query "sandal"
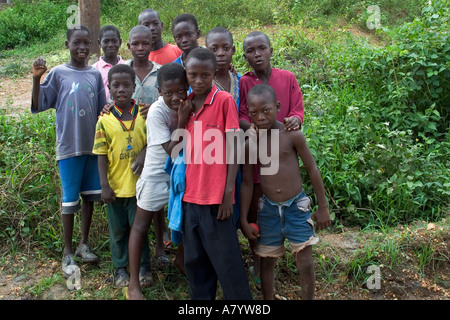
[62,254,78,278]
[163,240,172,252]
[75,243,99,263]
[139,266,153,288]
[114,267,130,287]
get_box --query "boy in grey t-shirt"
[31,26,107,278]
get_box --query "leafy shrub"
[276,1,449,227]
[0,0,71,50]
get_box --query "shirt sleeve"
[31,68,58,114]
[96,71,107,116]
[238,76,251,123]
[287,72,304,124]
[92,118,108,155]
[147,104,172,146]
[223,95,240,132]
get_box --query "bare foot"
[126,286,145,300]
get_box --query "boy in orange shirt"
[138,9,182,65]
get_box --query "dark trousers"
[107,197,150,269]
[182,202,253,300]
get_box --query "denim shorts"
[255,190,319,257]
[58,155,102,214]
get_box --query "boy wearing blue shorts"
[31,26,107,277]
[239,84,331,300]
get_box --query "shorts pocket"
[296,196,311,212]
[258,196,265,212]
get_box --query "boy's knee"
[295,247,314,268]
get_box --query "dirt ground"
[0,224,448,301]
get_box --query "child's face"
[108,72,136,109]
[247,92,280,130]
[185,58,217,96]
[139,12,163,44]
[127,31,153,61]
[99,30,121,59]
[66,29,91,65]
[173,21,200,54]
[206,33,235,71]
[158,78,189,111]
[243,34,273,72]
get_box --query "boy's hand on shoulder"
[32,58,47,78]
[101,185,116,204]
[100,102,113,116]
[283,116,301,131]
[311,207,331,231]
[139,104,151,120]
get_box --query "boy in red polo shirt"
[176,47,252,300]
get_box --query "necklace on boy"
[111,101,139,151]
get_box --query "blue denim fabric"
[257,190,316,247]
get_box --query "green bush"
[0,0,71,50]
[284,1,450,227]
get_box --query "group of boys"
[31,9,330,301]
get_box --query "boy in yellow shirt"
[93,64,151,288]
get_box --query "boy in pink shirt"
[92,25,125,101]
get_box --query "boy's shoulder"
[148,97,173,116]
[46,64,100,82]
[210,87,236,107]
[272,68,297,81]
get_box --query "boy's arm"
[239,140,259,239]
[98,155,116,204]
[31,58,47,111]
[293,131,330,230]
[284,74,304,130]
[217,129,240,221]
[131,147,146,175]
